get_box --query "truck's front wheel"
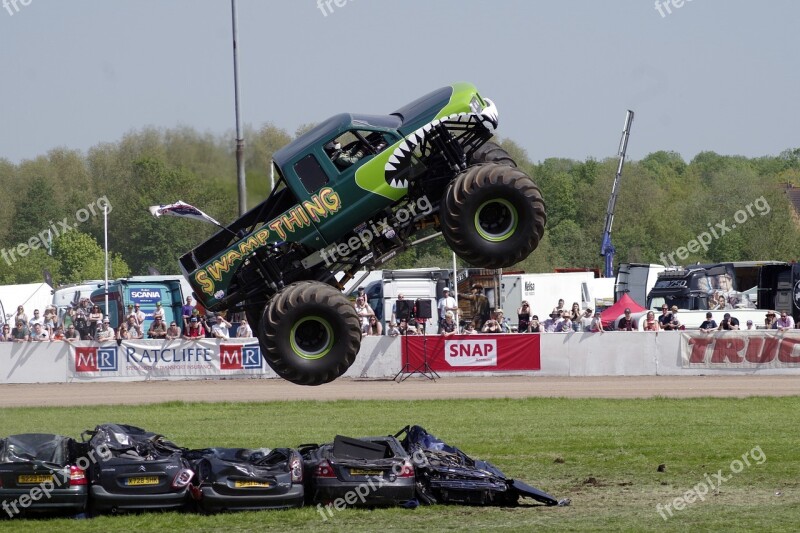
[440,163,546,269]
[259,281,361,386]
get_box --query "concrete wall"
[2,332,799,384]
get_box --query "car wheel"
[258,281,361,386]
[441,163,546,269]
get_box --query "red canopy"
[600,293,646,327]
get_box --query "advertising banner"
[401,334,541,372]
[67,338,264,379]
[680,332,800,368]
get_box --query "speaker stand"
[394,320,440,382]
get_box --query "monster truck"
[179,82,546,386]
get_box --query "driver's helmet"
[324,140,341,154]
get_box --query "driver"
[325,133,387,169]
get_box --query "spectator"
[132,304,146,327]
[590,311,605,333]
[462,322,478,335]
[699,312,718,333]
[718,312,740,331]
[441,311,457,337]
[579,308,594,332]
[116,323,130,341]
[517,301,532,333]
[235,317,253,338]
[43,306,58,333]
[88,305,103,339]
[51,326,65,341]
[354,296,375,334]
[64,324,80,342]
[529,315,542,333]
[745,320,755,330]
[481,314,502,333]
[28,309,43,329]
[11,320,30,342]
[556,311,573,333]
[0,324,10,342]
[569,302,581,332]
[398,318,410,336]
[182,295,195,331]
[62,307,76,330]
[356,286,366,300]
[73,310,90,340]
[459,284,490,330]
[658,305,673,330]
[365,316,383,336]
[166,321,182,340]
[643,311,660,331]
[209,315,233,340]
[148,316,168,339]
[765,311,777,330]
[552,299,565,316]
[183,317,205,339]
[437,287,458,333]
[95,317,115,342]
[386,321,400,337]
[775,311,794,331]
[542,311,560,333]
[152,302,165,321]
[126,315,143,339]
[667,306,682,330]
[495,310,510,333]
[31,323,50,342]
[617,308,635,331]
[14,306,28,327]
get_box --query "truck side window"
[294,154,329,193]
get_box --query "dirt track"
[1,375,799,407]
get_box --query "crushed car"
[184,447,304,512]
[0,433,89,517]
[397,425,567,507]
[301,435,416,507]
[82,423,194,514]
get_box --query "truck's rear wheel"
[258,281,361,386]
[469,141,517,167]
[441,163,546,269]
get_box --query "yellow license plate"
[350,469,383,476]
[126,476,159,486]
[234,480,272,488]
[18,474,54,484]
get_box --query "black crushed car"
[301,435,416,507]
[184,447,304,512]
[82,423,194,514]
[398,425,566,507]
[0,433,89,517]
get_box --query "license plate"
[234,480,272,488]
[18,474,54,484]
[125,476,159,486]
[350,468,383,476]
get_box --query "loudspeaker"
[415,299,433,319]
[395,299,412,320]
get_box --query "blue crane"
[600,110,634,279]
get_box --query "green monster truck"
[179,82,546,385]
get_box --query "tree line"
[1,125,799,287]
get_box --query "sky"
[1,0,799,165]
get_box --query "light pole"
[231,0,247,216]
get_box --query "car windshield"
[1,434,66,465]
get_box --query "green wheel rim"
[289,316,334,360]
[474,198,518,242]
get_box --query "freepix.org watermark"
[319,195,433,267]
[0,196,112,267]
[658,196,770,267]
[316,448,429,521]
[656,445,766,521]
[316,0,355,17]
[3,0,32,16]
[654,0,695,18]
[1,444,111,517]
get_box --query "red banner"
[400,334,540,372]
[681,332,800,368]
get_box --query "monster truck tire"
[440,163,546,269]
[469,141,517,167]
[259,281,361,386]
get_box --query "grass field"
[0,396,798,532]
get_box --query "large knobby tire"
[469,141,517,167]
[258,281,361,386]
[440,163,546,269]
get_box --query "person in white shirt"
[236,317,253,338]
[437,287,458,333]
[211,315,233,340]
[95,318,115,342]
[31,323,50,342]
